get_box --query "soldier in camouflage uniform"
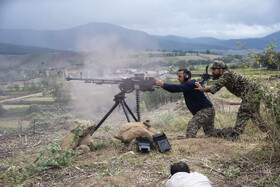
[195,60,269,139]
[156,68,223,138]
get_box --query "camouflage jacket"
[209,69,257,100]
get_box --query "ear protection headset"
[183,69,191,81]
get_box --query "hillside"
[0,97,279,186]
[0,52,85,70]
[0,52,86,82]
[0,42,67,55]
[0,22,279,52]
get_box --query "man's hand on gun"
[156,80,164,87]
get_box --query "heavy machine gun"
[66,73,156,135]
[66,73,155,93]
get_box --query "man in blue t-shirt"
[156,68,220,138]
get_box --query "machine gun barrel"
[66,76,123,85]
[66,74,156,93]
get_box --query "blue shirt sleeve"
[162,82,193,93]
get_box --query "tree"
[262,43,280,71]
[237,40,280,150]
[14,84,20,92]
[0,104,4,116]
[178,60,188,69]
[51,83,71,104]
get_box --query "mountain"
[0,22,279,53]
[0,23,158,52]
[0,42,67,55]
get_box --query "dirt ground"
[0,99,279,187]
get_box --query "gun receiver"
[66,73,156,93]
[192,65,214,86]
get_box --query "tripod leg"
[91,101,120,135]
[120,100,131,122]
[135,90,141,122]
[123,100,138,122]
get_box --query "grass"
[219,93,234,99]
[0,118,29,130]
[22,97,54,102]
[0,95,57,131]
[0,101,279,186]
[0,61,279,185]
[0,96,8,99]
[2,105,30,109]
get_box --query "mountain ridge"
[0,22,279,54]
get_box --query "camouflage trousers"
[186,107,217,138]
[234,100,268,135]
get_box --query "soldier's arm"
[195,82,211,92]
[209,75,228,94]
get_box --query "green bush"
[27,104,41,114]
[35,141,77,170]
[0,163,27,186]
[152,110,187,131]
[0,140,78,186]
[224,166,241,179]
[141,88,181,110]
[259,176,280,187]
[171,117,189,132]
[27,110,72,129]
[3,107,28,117]
[50,82,71,104]
[256,82,280,142]
[0,104,4,116]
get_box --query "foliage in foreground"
[256,82,280,149]
[0,141,78,186]
[0,121,85,186]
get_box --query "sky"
[0,0,280,39]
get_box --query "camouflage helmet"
[210,60,227,69]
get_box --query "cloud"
[0,0,280,39]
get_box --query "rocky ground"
[0,98,279,187]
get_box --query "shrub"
[152,110,187,131]
[141,88,181,110]
[27,104,41,114]
[0,104,4,116]
[256,82,280,148]
[27,110,72,129]
[50,82,71,104]
[259,176,280,187]
[0,140,78,186]
[34,141,77,169]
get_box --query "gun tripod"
[90,90,141,135]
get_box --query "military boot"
[215,127,233,138]
[229,131,239,141]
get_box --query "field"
[0,118,30,129]
[0,53,279,186]
[0,94,54,132]
[0,96,279,186]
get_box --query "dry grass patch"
[2,104,29,109]
[22,97,54,102]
